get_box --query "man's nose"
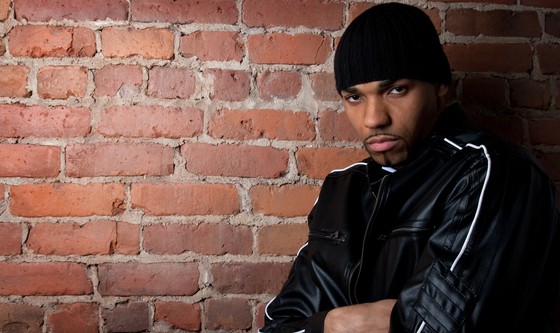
[364,98,390,128]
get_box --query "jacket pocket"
[308,229,347,243]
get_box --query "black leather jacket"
[260,106,560,333]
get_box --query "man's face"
[341,79,448,168]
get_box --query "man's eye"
[389,86,407,94]
[345,94,362,102]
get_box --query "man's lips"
[366,135,400,153]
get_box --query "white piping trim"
[264,296,276,320]
[330,161,367,174]
[416,141,491,333]
[296,242,308,257]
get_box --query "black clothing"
[261,106,560,333]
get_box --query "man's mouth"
[365,135,400,153]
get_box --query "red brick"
[510,79,552,109]
[94,65,142,97]
[27,221,139,256]
[248,33,331,65]
[181,143,288,178]
[521,0,560,7]
[0,144,60,177]
[318,109,360,142]
[147,67,196,99]
[131,0,238,24]
[296,147,369,179]
[445,43,532,73]
[462,77,508,108]
[258,223,308,256]
[37,66,88,99]
[10,183,125,217]
[243,0,343,30]
[0,0,9,20]
[0,65,30,97]
[98,105,203,139]
[440,0,514,4]
[537,44,560,74]
[250,184,320,217]
[14,0,128,21]
[131,183,239,216]
[211,262,291,294]
[546,12,560,38]
[0,223,21,255]
[9,26,96,57]
[179,31,243,62]
[256,70,302,100]
[155,301,201,332]
[102,302,149,333]
[0,104,91,138]
[447,9,540,37]
[98,263,199,296]
[204,298,252,331]
[529,118,560,145]
[208,109,315,141]
[66,143,174,177]
[0,262,92,295]
[467,111,524,146]
[206,69,250,101]
[144,223,252,255]
[101,27,174,59]
[255,301,267,330]
[0,303,43,332]
[48,303,98,333]
[533,150,560,181]
[310,72,339,101]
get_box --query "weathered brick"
[0,0,9,20]
[310,72,339,101]
[546,12,560,38]
[208,109,315,141]
[131,0,238,24]
[529,118,560,145]
[462,77,508,108]
[101,27,174,59]
[206,69,250,101]
[440,0,514,4]
[204,298,252,331]
[131,183,239,216]
[147,67,196,99]
[10,183,125,217]
[98,263,199,296]
[521,0,560,8]
[0,262,92,295]
[14,0,128,21]
[144,223,252,255]
[250,184,319,217]
[48,303,98,333]
[181,143,288,178]
[318,109,360,142]
[256,70,302,100]
[37,66,88,99]
[257,223,308,256]
[445,43,532,73]
[98,106,203,139]
[66,143,174,177]
[0,104,91,138]
[9,26,96,57]
[179,31,243,62]
[248,33,331,65]
[211,262,291,294]
[0,303,43,333]
[155,301,201,332]
[27,221,139,256]
[0,65,30,97]
[243,0,343,30]
[447,9,540,37]
[0,144,60,177]
[510,79,552,109]
[102,302,149,333]
[0,223,21,255]
[537,44,560,74]
[94,65,142,97]
[296,147,368,179]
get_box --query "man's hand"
[324,299,397,333]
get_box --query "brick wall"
[0,0,558,332]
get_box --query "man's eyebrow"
[341,80,398,94]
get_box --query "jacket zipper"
[349,174,388,304]
[377,226,435,241]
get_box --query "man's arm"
[324,299,397,333]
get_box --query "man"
[260,2,560,333]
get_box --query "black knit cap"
[334,2,451,93]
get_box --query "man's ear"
[435,84,449,111]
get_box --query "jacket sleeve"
[390,145,560,333]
